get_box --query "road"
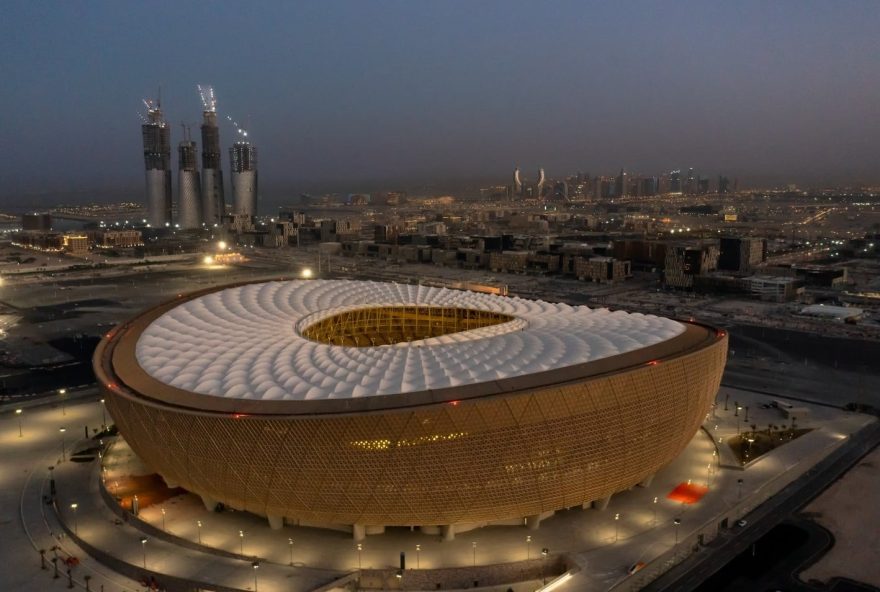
[641,420,880,592]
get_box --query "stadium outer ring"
[94,279,728,535]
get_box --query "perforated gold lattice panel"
[104,335,727,527]
[300,306,515,347]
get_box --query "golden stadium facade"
[94,280,727,536]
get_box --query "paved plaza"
[1,387,874,592]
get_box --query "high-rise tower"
[536,167,546,198]
[177,126,202,229]
[198,85,225,225]
[513,167,523,196]
[141,98,172,227]
[230,141,258,216]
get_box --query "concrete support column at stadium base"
[638,473,655,488]
[442,524,456,541]
[160,474,179,489]
[592,495,612,511]
[525,510,554,530]
[353,524,366,542]
[267,514,283,530]
[200,494,218,513]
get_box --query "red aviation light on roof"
[449,400,460,406]
[232,413,249,419]
[646,360,660,366]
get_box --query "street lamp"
[70,503,78,534]
[252,560,260,592]
[16,409,22,437]
[99,399,106,429]
[541,548,549,585]
[140,537,148,568]
[239,530,245,555]
[673,518,681,546]
[472,541,477,567]
[161,508,166,530]
[653,496,659,525]
[526,535,531,560]
[416,544,421,569]
[707,463,712,487]
[196,520,202,544]
[614,513,620,542]
[357,543,362,569]
[59,428,66,461]
[301,268,313,279]
[737,478,744,501]
[59,389,67,416]
[288,537,294,565]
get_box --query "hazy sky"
[2,1,879,204]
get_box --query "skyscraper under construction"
[230,141,258,216]
[198,85,225,225]
[141,99,172,227]
[177,128,202,229]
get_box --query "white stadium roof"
[135,280,685,401]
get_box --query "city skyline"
[2,1,880,205]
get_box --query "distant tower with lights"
[198,85,225,226]
[141,97,172,227]
[536,167,546,198]
[177,125,202,229]
[230,138,258,217]
[513,166,523,196]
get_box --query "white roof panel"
[135,280,685,401]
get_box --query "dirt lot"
[799,445,880,587]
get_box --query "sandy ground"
[800,445,880,587]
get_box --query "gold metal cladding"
[300,305,515,347]
[94,281,728,527]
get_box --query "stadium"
[94,279,727,538]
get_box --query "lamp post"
[59,428,66,461]
[239,530,245,555]
[724,393,729,411]
[526,535,531,560]
[288,537,294,565]
[472,541,477,567]
[707,464,712,488]
[541,548,549,585]
[161,508,166,530]
[99,398,106,429]
[416,544,421,569]
[16,409,22,437]
[737,478,744,501]
[614,513,620,542]
[653,496,659,525]
[70,503,78,534]
[673,518,681,546]
[139,537,148,568]
[357,543,362,570]
[197,520,202,544]
[59,389,67,416]
[744,406,750,422]
[252,560,259,592]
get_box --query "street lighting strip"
[18,448,139,592]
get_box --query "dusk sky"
[2,1,879,205]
